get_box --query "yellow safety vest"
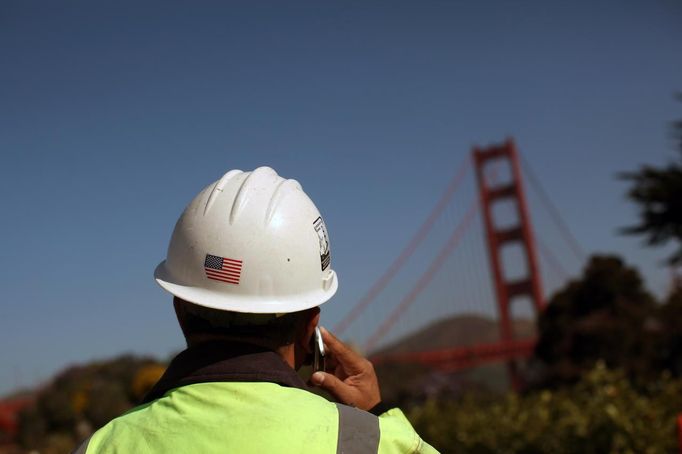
[73,342,439,454]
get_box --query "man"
[75,166,438,453]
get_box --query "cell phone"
[312,326,326,373]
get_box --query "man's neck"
[187,335,296,369]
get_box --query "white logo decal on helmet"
[313,217,331,271]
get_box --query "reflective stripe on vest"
[335,403,380,454]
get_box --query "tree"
[621,108,682,264]
[17,354,166,452]
[534,255,657,386]
[408,363,682,454]
[657,285,682,375]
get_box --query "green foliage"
[408,363,682,454]
[17,354,165,453]
[657,285,682,375]
[621,112,682,264]
[534,255,660,385]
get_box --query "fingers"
[310,371,358,406]
[319,327,365,374]
[311,327,382,411]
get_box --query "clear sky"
[1,1,681,396]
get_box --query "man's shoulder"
[376,408,431,453]
[87,382,338,443]
[175,381,337,409]
[123,381,339,424]
[77,384,439,453]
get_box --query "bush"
[408,363,682,454]
[17,355,165,453]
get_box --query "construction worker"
[74,166,438,453]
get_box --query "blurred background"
[1,1,681,452]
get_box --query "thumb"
[311,372,355,404]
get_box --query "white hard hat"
[154,166,338,313]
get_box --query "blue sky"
[1,1,681,395]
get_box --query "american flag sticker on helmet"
[204,254,242,284]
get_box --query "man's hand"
[310,327,381,411]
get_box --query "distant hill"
[374,313,536,355]
[372,313,537,404]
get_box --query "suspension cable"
[334,157,471,336]
[364,200,479,353]
[536,234,570,284]
[520,154,586,263]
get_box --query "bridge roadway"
[370,337,536,372]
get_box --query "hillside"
[374,313,536,355]
[372,313,537,404]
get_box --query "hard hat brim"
[154,260,338,314]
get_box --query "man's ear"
[173,297,192,344]
[298,307,321,354]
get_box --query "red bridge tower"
[473,139,545,390]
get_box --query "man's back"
[80,382,434,453]
[76,341,437,453]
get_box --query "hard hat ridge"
[154,166,338,314]
[264,178,304,227]
[215,166,305,228]
[203,169,242,216]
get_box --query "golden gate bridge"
[0,139,584,441]
[333,138,585,390]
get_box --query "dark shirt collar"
[142,341,308,404]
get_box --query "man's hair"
[174,297,307,347]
